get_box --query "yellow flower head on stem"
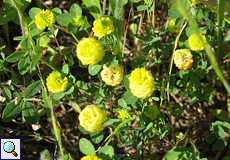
[100,64,124,87]
[144,105,160,120]
[168,19,178,33]
[92,17,115,38]
[35,9,56,29]
[76,37,105,65]
[118,109,133,121]
[188,33,207,52]
[46,72,68,93]
[81,154,102,160]
[78,105,107,133]
[73,15,84,26]
[128,67,156,99]
[174,49,194,70]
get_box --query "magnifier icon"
[3,141,18,157]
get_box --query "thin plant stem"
[166,20,188,145]
[105,118,133,146]
[40,59,58,71]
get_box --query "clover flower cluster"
[43,14,160,136]
[172,32,206,70]
[35,9,56,29]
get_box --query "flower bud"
[174,49,194,70]
[35,9,56,29]
[73,15,84,26]
[128,67,156,99]
[76,37,105,65]
[46,72,68,93]
[188,33,206,52]
[118,109,133,121]
[168,19,178,33]
[81,154,102,160]
[92,17,115,38]
[78,105,107,133]
[144,105,160,120]
[100,64,124,87]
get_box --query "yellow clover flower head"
[168,19,178,34]
[35,9,56,29]
[118,109,133,121]
[188,33,207,52]
[81,154,102,160]
[144,105,160,120]
[92,17,115,38]
[77,37,105,65]
[73,15,84,26]
[128,67,156,99]
[100,64,124,87]
[174,49,194,70]
[78,105,107,133]
[46,72,68,93]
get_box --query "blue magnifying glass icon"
[3,141,18,157]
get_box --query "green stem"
[105,118,132,146]
[217,0,226,62]
[166,19,187,145]
[40,59,58,71]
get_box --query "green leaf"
[2,87,12,100]
[216,125,225,138]
[78,125,90,134]
[18,54,30,75]
[62,64,69,77]
[64,85,74,95]
[137,5,149,11]
[88,64,102,76]
[68,75,76,83]
[103,118,121,126]
[123,75,130,90]
[175,132,184,140]
[0,3,17,25]
[70,4,82,17]
[118,98,128,108]
[165,147,193,160]
[22,101,39,125]
[57,13,74,27]
[176,79,187,87]
[53,93,65,100]
[2,100,22,122]
[79,138,95,155]
[82,0,102,19]
[6,51,25,63]
[212,139,227,151]
[212,109,230,122]
[29,7,41,20]
[102,54,119,67]
[123,90,138,105]
[204,132,216,144]
[168,8,181,19]
[98,145,114,159]
[90,131,103,144]
[143,122,153,132]
[23,81,43,98]
[20,37,31,49]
